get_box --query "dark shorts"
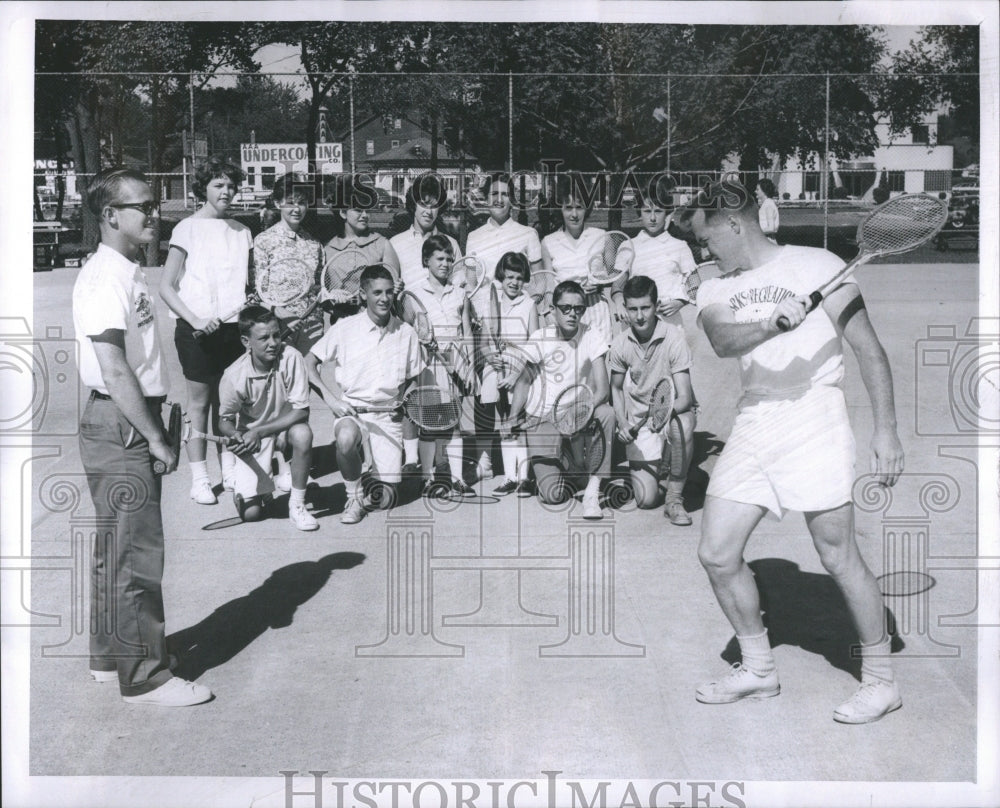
[174,319,245,384]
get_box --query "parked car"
[935,187,978,250]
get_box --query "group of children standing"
[157,160,702,530]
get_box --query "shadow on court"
[167,552,366,680]
[682,430,725,513]
[720,558,904,679]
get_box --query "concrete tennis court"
[23,260,983,784]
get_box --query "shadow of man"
[168,551,365,680]
[720,558,904,680]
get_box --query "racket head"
[580,416,606,474]
[646,377,676,433]
[478,282,502,346]
[257,257,315,309]
[451,255,488,296]
[857,193,949,257]
[322,248,368,295]
[686,261,717,303]
[551,383,596,435]
[404,383,462,432]
[588,230,634,285]
[395,290,435,343]
[166,402,183,457]
[525,268,555,303]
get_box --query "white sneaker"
[189,479,217,505]
[288,500,319,532]
[833,679,902,724]
[122,677,213,706]
[273,470,293,493]
[222,473,237,492]
[341,497,367,525]
[582,492,603,520]
[696,662,781,704]
[89,668,117,683]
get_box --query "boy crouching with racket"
[218,306,318,531]
[305,265,425,524]
[608,275,697,525]
[501,281,615,520]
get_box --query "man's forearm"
[855,340,898,432]
[104,367,166,445]
[705,319,775,358]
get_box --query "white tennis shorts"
[232,435,279,498]
[707,384,855,517]
[335,412,404,483]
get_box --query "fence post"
[666,74,671,176]
[823,73,830,250]
[508,71,514,174]
[349,74,356,176]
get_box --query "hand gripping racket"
[152,403,230,475]
[354,384,462,432]
[587,230,634,287]
[776,193,948,331]
[192,293,261,339]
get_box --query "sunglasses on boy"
[554,303,587,316]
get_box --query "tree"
[884,26,979,162]
[35,21,264,255]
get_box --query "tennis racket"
[477,282,505,371]
[776,193,948,331]
[587,230,634,287]
[685,260,717,303]
[628,377,675,437]
[525,268,555,306]
[394,290,473,394]
[151,405,230,475]
[550,383,597,437]
[354,384,462,432]
[284,248,368,336]
[451,255,489,298]
[192,293,261,339]
[257,256,317,314]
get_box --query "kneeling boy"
[218,306,318,531]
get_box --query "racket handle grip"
[776,291,824,332]
[152,459,167,475]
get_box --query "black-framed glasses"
[111,201,158,216]
[555,304,587,316]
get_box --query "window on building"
[924,170,951,192]
[261,166,276,190]
[391,140,400,148]
[803,172,822,193]
[911,124,930,144]
[366,139,375,156]
[886,171,906,192]
[246,167,255,187]
[394,118,402,130]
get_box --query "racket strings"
[589,232,634,283]
[861,197,948,254]
[407,388,460,431]
[553,395,594,435]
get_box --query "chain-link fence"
[33,70,979,266]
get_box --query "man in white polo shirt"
[306,265,425,524]
[72,167,212,707]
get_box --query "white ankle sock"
[190,460,209,484]
[737,629,776,676]
[859,636,894,683]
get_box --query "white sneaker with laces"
[833,679,901,724]
[122,677,212,706]
[189,479,217,505]
[341,497,367,525]
[696,662,781,704]
[288,500,319,532]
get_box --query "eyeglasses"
[555,304,587,316]
[111,201,158,216]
